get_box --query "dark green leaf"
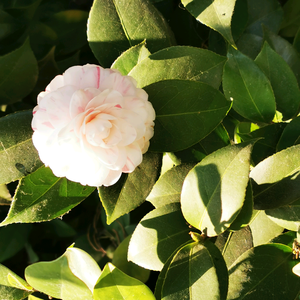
[227,244,300,299]
[25,247,101,300]
[129,46,226,89]
[98,152,162,224]
[277,116,300,151]
[270,231,296,248]
[112,235,150,283]
[181,0,237,47]
[181,143,252,236]
[0,10,23,41]
[249,210,283,246]
[161,240,228,300]
[0,224,32,262]
[279,0,300,37]
[263,26,300,86]
[147,163,194,208]
[255,42,300,120]
[0,166,95,225]
[93,263,155,300]
[0,264,33,300]
[235,33,263,59]
[111,41,151,75]
[0,38,38,104]
[44,10,88,56]
[244,0,283,37]
[87,0,175,67]
[223,47,276,123]
[145,80,231,152]
[231,0,248,41]
[128,203,191,271]
[238,123,286,165]
[0,111,42,185]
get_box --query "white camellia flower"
[32,64,155,187]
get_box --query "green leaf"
[255,42,300,120]
[235,33,263,60]
[263,26,300,86]
[0,224,32,262]
[129,46,226,89]
[128,203,191,271]
[238,123,286,165]
[93,263,155,300]
[249,211,283,246]
[222,47,276,123]
[98,152,162,224]
[144,80,231,152]
[227,244,300,299]
[44,10,88,56]
[228,182,253,231]
[111,41,151,75]
[0,166,95,225]
[270,231,296,248]
[87,0,175,67]
[244,0,283,37]
[279,0,300,37]
[277,116,300,151]
[0,111,42,185]
[181,143,252,236]
[147,163,194,208]
[216,227,253,268]
[161,240,228,300]
[250,144,300,184]
[112,235,150,283]
[265,198,300,231]
[0,10,23,41]
[0,264,33,300]
[181,0,237,47]
[25,247,101,300]
[0,38,38,104]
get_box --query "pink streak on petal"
[42,122,55,129]
[96,66,100,89]
[115,104,122,108]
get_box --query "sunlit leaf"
[128,203,191,271]
[277,116,300,151]
[181,142,252,236]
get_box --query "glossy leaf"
[280,0,300,37]
[264,26,300,86]
[93,263,155,300]
[0,111,42,185]
[0,224,32,262]
[87,0,175,67]
[265,198,300,231]
[129,46,226,89]
[223,47,276,123]
[111,41,151,75]
[250,144,300,184]
[25,247,101,300]
[144,80,231,152]
[249,211,283,246]
[182,0,237,47]
[128,203,191,271]
[147,163,194,208]
[0,39,38,104]
[112,235,150,283]
[161,240,228,300]
[227,244,300,299]
[181,143,252,236]
[255,42,300,120]
[277,116,300,151]
[0,264,33,300]
[0,166,95,225]
[98,152,162,224]
[228,182,253,231]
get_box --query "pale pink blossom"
[32,64,155,187]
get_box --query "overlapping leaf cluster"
[1,0,300,299]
